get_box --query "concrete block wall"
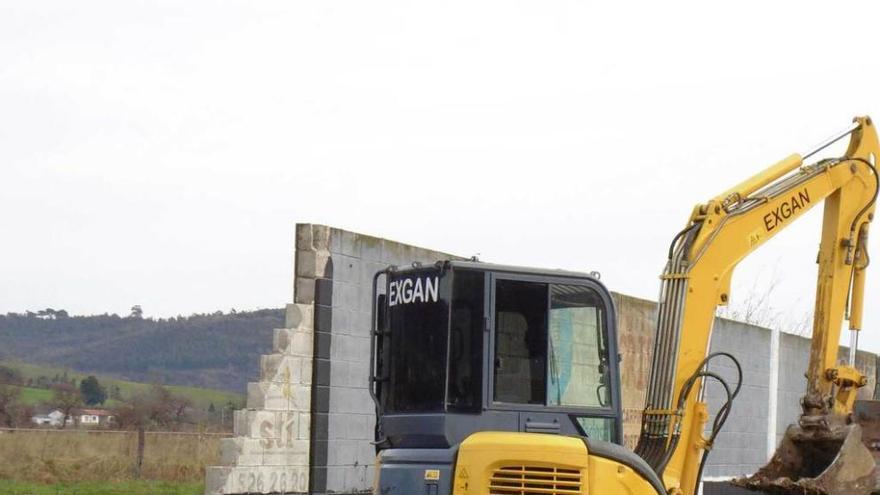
[611,293,878,480]
[702,319,772,478]
[204,302,314,495]
[306,225,460,495]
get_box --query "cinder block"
[315,278,333,306]
[357,440,376,466]
[330,309,350,335]
[296,250,330,279]
[345,415,368,442]
[261,355,307,384]
[294,277,315,304]
[356,286,373,314]
[347,361,369,388]
[344,465,370,492]
[295,224,313,250]
[205,466,233,494]
[312,225,331,252]
[330,360,349,388]
[331,334,370,363]
[333,282,358,311]
[232,409,308,441]
[349,309,371,335]
[271,328,314,357]
[284,303,313,330]
[296,250,316,278]
[246,382,311,411]
[222,437,309,463]
[330,387,372,415]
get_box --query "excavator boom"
[635,117,879,495]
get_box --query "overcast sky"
[2,1,879,350]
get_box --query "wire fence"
[0,427,231,483]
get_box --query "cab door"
[487,273,622,444]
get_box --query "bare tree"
[113,384,193,478]
[51,383,83,429]
[716,265,813,336]
[0,385,29,427]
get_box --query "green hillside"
[3,361,243,410]
[0,308,283,393]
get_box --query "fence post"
[133,426,145,479]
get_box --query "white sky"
[2,1,879,350]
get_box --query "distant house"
[30,408,68,427]
[74,408,115,427]
[31,407,115,428]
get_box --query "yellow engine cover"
[452,432,662,495]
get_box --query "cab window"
[493,280,548,404]
[493,279,611,410]
[547,284,610,408]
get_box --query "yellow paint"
[453,431,662,495]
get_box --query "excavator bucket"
[733,423,876,495]
[854,400,880,493]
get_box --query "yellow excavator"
[372,116,879,495]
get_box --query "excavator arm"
[635,117,879,495]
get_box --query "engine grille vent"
[489,465,582,495]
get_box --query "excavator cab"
[369,260,623,493]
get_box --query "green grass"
[14,387,122,408]
[0,480,202,495]
[18,387,53,405]
[1,360,243,411]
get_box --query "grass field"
[0,480,202,495]
[18,387,54,405]
[0,429,226,484]
[1,360,243,410]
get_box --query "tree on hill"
[0,366,23,386]
[109,384,122,400]
[130,305,143,319]
[79,375,107,405]
[51,383,82,429]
